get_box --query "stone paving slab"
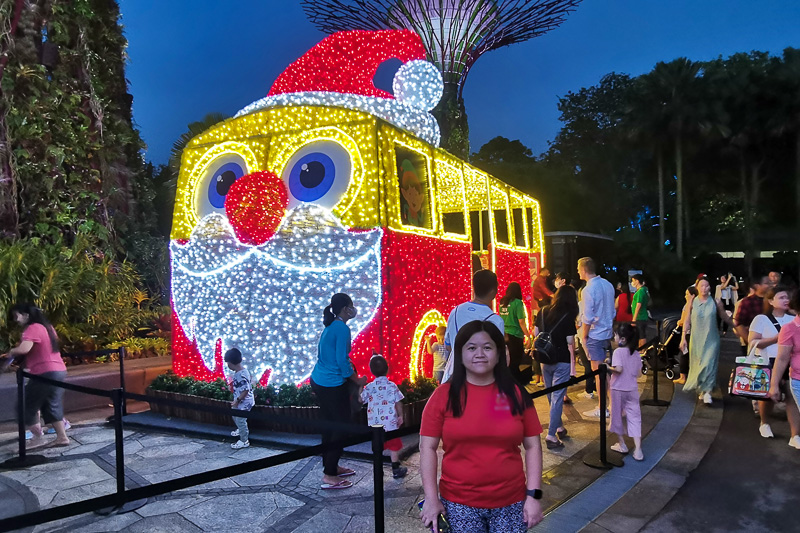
[0,365,671,532]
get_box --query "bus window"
[443,212,466,235]
[512,208,526,248]
[490,184,511,246]
[435,160,468,237]
[469,211,491,251]
[509,191,529,249]
[464,167,491,251]
[526,205,542,252]
[395,144,432,229]
[494,209,510,244]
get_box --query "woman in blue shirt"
[310,292,367,489]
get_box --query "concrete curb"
[581,388,725,532]
[537,381,699,532]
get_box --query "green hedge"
[148,371,438,407]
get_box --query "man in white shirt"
[441,269,505,382]
[577,257,616,418]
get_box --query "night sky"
[119,0,800,165]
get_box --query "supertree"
[301,0,582,158]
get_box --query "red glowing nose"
[224,171,288,245]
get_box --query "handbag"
[729,314,781,400]
[533,309,567,365]
[728,358,773,400]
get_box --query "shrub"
[148,371,316,407]
[398,378,438,404]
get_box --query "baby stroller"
[641,315,682,380]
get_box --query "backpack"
[533,308,567,365]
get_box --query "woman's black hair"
[499,281,523,307]
[323,293,353,327]
[790,289,800,313]
[616,322,639,355]
[446,320,532,418]
[763,285,790,315]
[618,279,631,296]
[546,285,579,327]
[9,303,59,352]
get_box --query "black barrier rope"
[61,347,128,415]
[21,370,113,398]
[123,390,372,435]
[0,426,382,532]
[20,372,372,435]
[6,365,614,533]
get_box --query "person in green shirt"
[499,282,533,386]
[631,274,650,347]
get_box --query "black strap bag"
[533,309,567,365]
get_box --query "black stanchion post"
[17,368,26,461]
[642,346,670,407]
[583,366,623,469]
[0,370,48,469]
[119,347,127,416]
[112,389,125,502]
[371,425,385,533]
[96,388,147,515]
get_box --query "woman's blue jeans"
[542,362,571,438]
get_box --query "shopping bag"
[728,356,773,400]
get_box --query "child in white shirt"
[226,348,254,450]
[360,354,407,478]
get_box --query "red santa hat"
[236,30,444,146]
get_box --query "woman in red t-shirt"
[2,304,69,447]
[615,281,634,324]
[419,320,544,532]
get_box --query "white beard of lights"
[171,204,382,385]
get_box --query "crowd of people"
[4,259,800,533]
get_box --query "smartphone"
[417,500,450,533]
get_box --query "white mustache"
[171,205,382,385]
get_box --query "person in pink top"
[2,304,69,447]
[770,289,800,450]
[606,323,644,461]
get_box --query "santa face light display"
[170,30,545,386]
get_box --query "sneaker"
[789,436,800,450]
[703,393,713,405]
[25,431,33,441]
[231,440,250,449]
[231,429,240,437]
[581,392,595,400]
[392,466,408,479]
[582,408,610,418]
[759,424,774,438]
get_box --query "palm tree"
[646,59,702,260]
[169,112,228,172]
[624,75,672,250]
[774,48,800,277]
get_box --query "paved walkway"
[640,336,800,533]
[0,369,664,533]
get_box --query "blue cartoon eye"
[207,162,245,208]
[288,152,335,202]
[282,140,352,209]
[194,154,249,219]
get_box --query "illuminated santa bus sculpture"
[169,29,544,387]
